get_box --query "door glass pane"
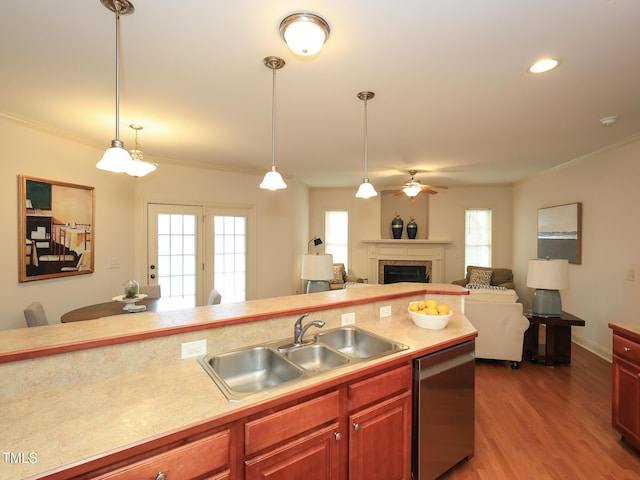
[213,215,247,303]
[157,213,198,305]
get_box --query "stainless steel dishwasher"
[412,340,475,480]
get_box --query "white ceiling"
[2,0,640,189]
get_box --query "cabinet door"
[613,356,640,447]
[245,423,341,480]
[348,391,412,480]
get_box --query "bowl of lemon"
[408,299,453,330]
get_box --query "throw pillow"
[329,264,345,284]
[468,269,492,286]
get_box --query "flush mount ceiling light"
[279,12,330,56]
[527,58,560,74]
[600,116,618,127]
[355,91,378,199]
[259,56,287,190]
[127,124,157,177]
[96,0,136,174]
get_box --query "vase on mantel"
[391,214,403,239]
[407,217,417,239]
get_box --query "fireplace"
[362,239,449,284]
[383,265,429,284]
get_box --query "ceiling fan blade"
[422,185,448,190]
[422,188,439,195]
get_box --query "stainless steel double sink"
[198,326,408,402]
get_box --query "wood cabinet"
[75,428,234,480]
[244,364,412,480]
[347,365,412,480]
[611,327,640,451]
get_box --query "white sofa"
[463,288,530,369]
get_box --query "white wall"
[513,137,640,360]
[0,116,136,329]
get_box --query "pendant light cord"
[271,63,277,168]
[114,4,121,144]
[363,97,368,178]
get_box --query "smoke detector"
[600,116,618,127]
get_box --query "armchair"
[328,263,366,290]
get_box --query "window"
[465,209,492,269]
[325,210,348,268]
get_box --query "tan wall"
[0,115,136,329]
[309,185,514,284]
[513,136,640,360]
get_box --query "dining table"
[60,296,193,323]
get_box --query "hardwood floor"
[441,344,640,479]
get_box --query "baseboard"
[572,333,612,363]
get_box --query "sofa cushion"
[329,263,346,284]
[469,268,492,286]
[466,287,519,303]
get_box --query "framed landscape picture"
[537,202,582,264]
[19,175,95,282]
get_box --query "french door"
[147,203,255,306]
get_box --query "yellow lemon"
[425,307,438,316]
[425,299,437,309]
[417,300,426,310]
[409,303,419,312]
[436,304,450,315]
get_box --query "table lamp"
[301,253,334,293]
[526,258,569,317]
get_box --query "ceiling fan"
[395,170,448,197]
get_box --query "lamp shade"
[301,254,334,280]
[260,166,287,190]
[526,258,569,290]
[403,183,422,197]
[97,143,134,173]
[280,13,330,56]
[355,180,378,198]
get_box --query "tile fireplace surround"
[362,239,451,284]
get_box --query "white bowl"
[408,308,453,330]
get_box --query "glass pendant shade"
[260,166,287,190]
[356,180,378,198]
[403,183,422,197]
[280,13,330,56]
[126,158,157,177]
[97,140,133,173]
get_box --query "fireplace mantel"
[361,239,452,284]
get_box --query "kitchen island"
[0,283,475,479]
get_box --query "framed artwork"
[537,202,582,264]
[19,175,95,282]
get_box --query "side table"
[523,311,586,366]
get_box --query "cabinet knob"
[353,423,360,431]
[624,347,631,352]
[334,432,342,441]
[155,473,167,480]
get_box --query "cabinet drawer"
[245,390,340,456]
[614,334,640,365]
[348,364,411,411]
[94,430,230,480]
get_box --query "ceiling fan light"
[355,179,378,198]
[403,183,422,197]
[260,166,287,190]
[528,58,559,74]
[280,13,330,56]
[97,141,133,173]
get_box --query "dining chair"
[24,302,49,327]
[207,288,222,305]
[139,284,161,298]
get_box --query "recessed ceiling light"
[528,58,560,74]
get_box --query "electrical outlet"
[341,312,356,325]
[380,305,392,318]
[627,269,636,282]
[181,339,207,359]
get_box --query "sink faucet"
[293,313,325,347]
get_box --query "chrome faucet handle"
[294,313,310,334]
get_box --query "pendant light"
[96,0,135,174]
[279,13,330,57]
[127,124,157,177]
[260,56,287,190]
[355,91,378,198]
